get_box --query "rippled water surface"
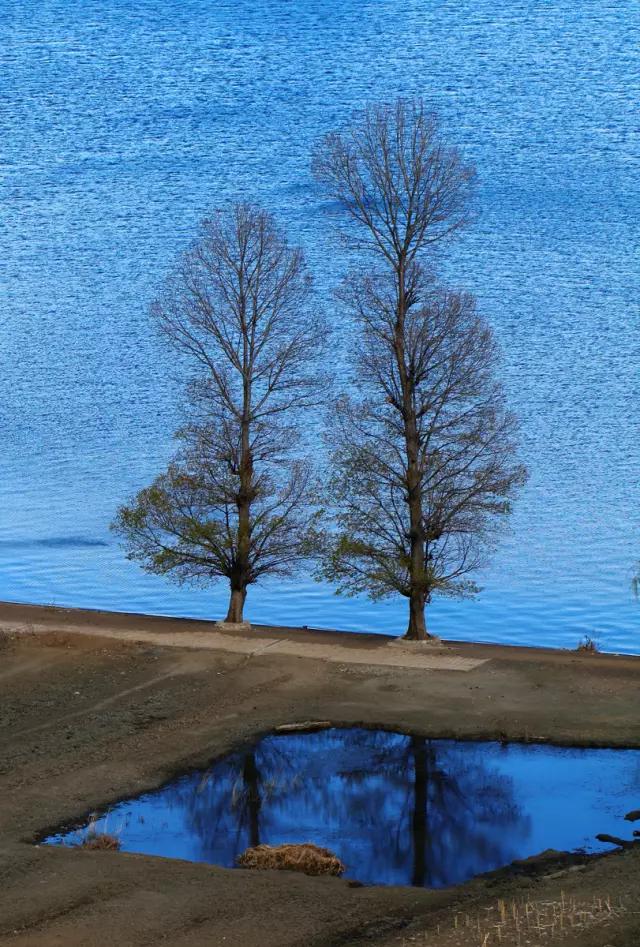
[45,728,640,886]
[1,2,639,650]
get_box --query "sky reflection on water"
[46,728,640,887]
[2,1,639,651]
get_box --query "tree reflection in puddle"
[46,729,640,887]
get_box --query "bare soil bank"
[0,601,638,946]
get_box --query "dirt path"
[0,602,639,947]
[3,605,486,672]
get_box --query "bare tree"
[113,203,324,624]
[314,99,526,639]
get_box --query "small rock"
[596,833,636,849]
[275,721,332,733]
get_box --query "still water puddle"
[44,728,640,887]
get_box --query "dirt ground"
[0,602,639,947]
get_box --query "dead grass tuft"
[80,833,121,851]
[576,635,599,653]
[237,842,345,877]
[400,892,627,946]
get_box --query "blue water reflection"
[46,729,640,887]
[2,1,640,652]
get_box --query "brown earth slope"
[0,602,638,947]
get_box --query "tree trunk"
[411,736,428,886]
[242,751,261,848]
[225,587,246,623]
[236,440,252,620]
[226,328,253,627]
[405,589,428,640]
[396,262,431,643]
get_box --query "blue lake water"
[1,1,639,651]
[45,728,640,887]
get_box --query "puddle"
[44,728,640,887]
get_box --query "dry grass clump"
[237,842,345,877]
[401,892,627,946]
[80,833,121,851]
[576,635,599,653]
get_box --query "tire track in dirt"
[0,653,67,682]
[4,651,221,743]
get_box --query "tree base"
[388,635,443,650]
[216,621,252,633]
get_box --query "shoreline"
[2,598,639,664]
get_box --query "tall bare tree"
[113,203,324,624]
[314,99,526,639]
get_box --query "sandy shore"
[0,601,639,946]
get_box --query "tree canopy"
[113,203,325,623]
[315,99,525,638]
